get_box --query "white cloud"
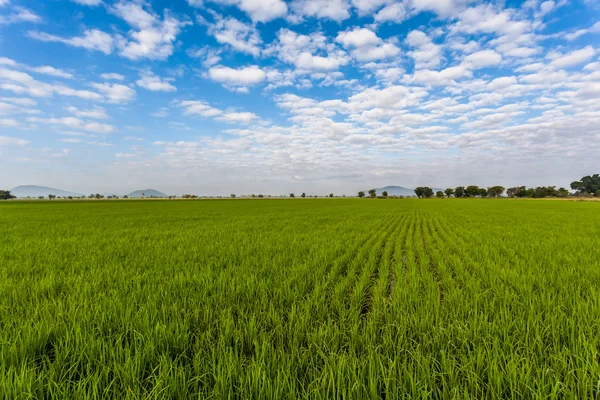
[0,135,29,146]
[216,111,260,124]
[374,3,406,23]
[408,0,466,18]
[0,7,41,25]
[406,30,441,69]
[0,0,9,7]
[100,73,125,81]
[0,97,37,107]
[0,67,102,100]
[336,28,381,48]
[336,28,400,62]
[177,100,223,117]
[28,29,114,54]
[208,65,266,91]
[564,22,600,41]
[351,0,390,16]
[200,0,287,22]
[206,15,262,57]
[271,29,350,71]
[90,82,136,103]
[0,57,16,66]
[237,0,288,23]
[409,66,471,86]
[65,106,108,119]
[30,66,73,79]
[109,0,191,61]
[29,117,116,134]
[136,71,177,92]
[549,46,596,69]
[188,47,222,67]
[462,50,503,70]
[291,0,351,22]
[70,0,103,5]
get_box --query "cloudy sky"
[0,0,599,195]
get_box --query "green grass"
[1,198,600,399]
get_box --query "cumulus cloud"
[549,46,596,69]
[205,14,262,57]
[0,135,29,146]
[207,65,266,92]
[110,1,191,60]
[374,3,406,23]
[90,82,136,103]
[291,0,351,22]
[100,73,125,81]
[70,0,103,5]
[28,29,114,54]
[65,106,108,119]
[196,0,287,22]
[337,28,400,61]
[0,7,41,25]
[29,66,74,79]
[270,29,350,71]
[462,50,503,70]
[136,71,177,92]
[406,30,441,69]
[0,67,102,100]
[28,117,116,134]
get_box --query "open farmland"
[1,199,600,399]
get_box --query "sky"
[0,0,599,196]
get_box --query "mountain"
[11,185,83,198]
[372,186,417,197]
[126,189,168,198]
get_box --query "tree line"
[2,174,599,201]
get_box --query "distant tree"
[88,194,94,199]
[48,194,56,200]
[251,194,256,198]
[258,194,264,198]
[382,191,388,197]
[465,186,480,198]
[368,189,377,198]
[454,186,465,198]
[301,192,306,198]
[358,191,365,198]
[444,188,454,198]
[95,193,103,199]
[38,196,44,200]
[571,174,600,195]
[0,190,15,200]
[415,187,434,198]
[557,188,569,197]
[478,188,488,198]
[142,192,145,198]
[596,190,600,197]
[436,191,444,198]
[329,193,334,198]
[487,186,505,197]
[290,193,295,198]
[230,194,236,198]
[506,187,518,198]
[123,195,129,199]
[67,196,73,200]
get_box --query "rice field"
[1,198,600,399]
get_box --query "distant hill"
[11,185,83,198]
[126,189,168,198]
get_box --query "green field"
[1,199,600,399]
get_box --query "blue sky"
[0,0,599,195]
